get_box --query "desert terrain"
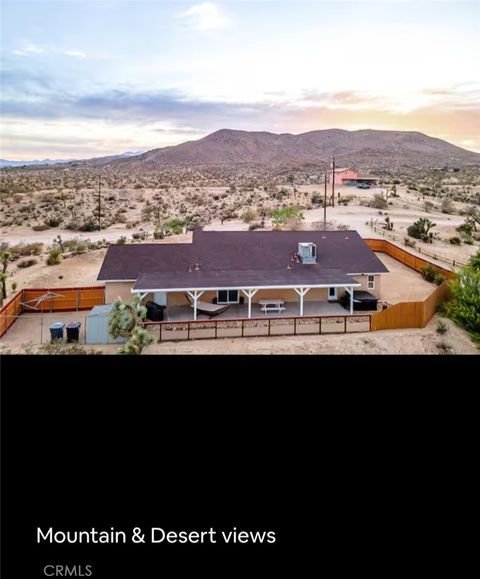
[1,131,479,354]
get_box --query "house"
[97,230,388,320]
[328,168,379,187]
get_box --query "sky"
[1,0,479,160]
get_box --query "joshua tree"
[407,218,436,243]
[108,296,154,355]
[1,251,10,301]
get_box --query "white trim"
[347,272,385,276]
[217,289,240,304]
[102,279,136,283]
[131,281,361,293]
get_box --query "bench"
[259,299,286,314]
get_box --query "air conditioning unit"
[298,242,317,264]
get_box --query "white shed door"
[154,292,167,306]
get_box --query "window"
[367,275,375,290]
[328,287,337,301]
[217,290,239,304]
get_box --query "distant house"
[328,167,379,187]
[98,230,388,320]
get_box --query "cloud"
[178,2,231,31]
[12,43,46,57]
[64,50,87,59]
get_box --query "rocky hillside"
[110,128,480,170]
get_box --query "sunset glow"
[1,0,479,160]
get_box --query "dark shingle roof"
[98,230,388,284]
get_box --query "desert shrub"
[165,218,185,235]
[468,250,480,271]
[449,236,461,245]
[32,224,50,231]
[248,222,261,231]
[445,266,480,339]
[241,208,257,223]
[370,194,388,209]
[436,341,454,355]
[46,246,62,266]
[434,273,446,286]
[17,258,38,268]
[117,236,127,245]
[311,194,323,205]
[9,242,43,257]
[436,320,447,334]
[78,216,98,231]
[421,264,439,283]
[272,206,304,228]
[441,198,453,213]
[44,214,62,227]
[34,342,101,355]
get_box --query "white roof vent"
[298,242,317,264]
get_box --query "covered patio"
[132,268,362,322]
[164,299,352,322]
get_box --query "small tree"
[271,206,304,229]
[1,251,10,300]
[108,296,154,355]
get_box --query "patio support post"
[241,289,258,319]
[186,290,204,321]
[294,287,310,317]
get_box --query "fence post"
[215,320,218,339]
[344,317,347,333]
[319,317,321,335]
[268,319,271,336]
[294,317,297,336]
[159,324,162,342]
[241,319,244,338]
[187,322,190,340]
[77,289,80,311]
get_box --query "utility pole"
[331,156,335,208]
[323,172,327,229]
[97,175,101,231]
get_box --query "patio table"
[259,299,286,314]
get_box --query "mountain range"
[2,129,479,170]
[103,129,480,170]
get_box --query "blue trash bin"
[49,322,65,342]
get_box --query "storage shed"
[85,304,126,345]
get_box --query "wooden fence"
[371,281,451,331]
[0,290,24,338]
[364,238,455,280]
[0,286,105,338]
[22,286,105,312]
[366,227,467,269]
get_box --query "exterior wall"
[329,169,357,185]
[106,280,381,307]
[351,275,382,298]
[166,287,336,306]
[105,281,135,303]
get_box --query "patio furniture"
[185,294,230,317]
[259,299,285,314]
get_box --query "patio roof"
[132,268,361,292]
